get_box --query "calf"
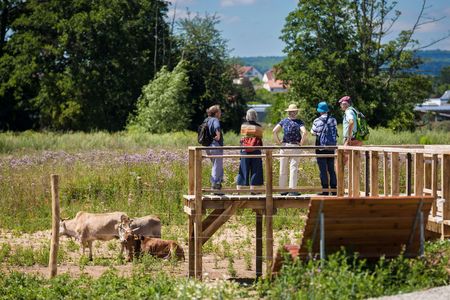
[59,211,129,260]
[118,225,184,261]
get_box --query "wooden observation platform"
[183,145,450,280]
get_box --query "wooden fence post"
[352,150,361,197]
[431,154,438,217]
[265,150,274,276]
[49,174,60,278]
[442,154,450,221]
[383,152,389,196]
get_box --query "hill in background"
[239,50,450,76]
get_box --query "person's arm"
[214,130,221,141]
[344,119,354,146]
[273,124,282,145]
[299,126,307,146]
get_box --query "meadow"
[0,127,450,299]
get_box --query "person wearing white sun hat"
[272,103,308,196]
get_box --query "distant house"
[233,65,263,84]
[262,68,288,93]
[415,90,450,120]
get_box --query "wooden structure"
[183,145,450,280]
[272,196,433,274]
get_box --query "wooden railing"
[337,145,450,222]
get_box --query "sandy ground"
[0,224,299,280]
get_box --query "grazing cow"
[128,215,161,239]
[59,211,129,260]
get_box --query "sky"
[168,0,450,57]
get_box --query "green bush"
[258,245,449,299]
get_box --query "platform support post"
[265,150,273,276]
[320,212,325,261]
[256,210,263,278]
[194,149,203,280]
[188,148,195,278]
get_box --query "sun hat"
[316,101,329,113]
[338,96,351,104]
[285,104,299,112]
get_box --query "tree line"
[0,0,247,132]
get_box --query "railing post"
[406,153,412,196]
[265,150,273,276]
[414,153,424,196]
[337,149,345,196]
[442,154,450,221]
[431,154,438,217]
[391,152,400,196]
[383,152,389,196]
[352,150,361,197]
[365,151,370,196]
[370,151,379,197]
[194,149,203,280]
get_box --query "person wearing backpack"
[339,96,363,164]
[203,105,224,192]
[273,104,308,196]
[310,102,337,196]
[236,109,264,192]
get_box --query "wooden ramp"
[273,196,434,274]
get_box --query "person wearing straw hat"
[273,103,307,196]
[311,101,337,195]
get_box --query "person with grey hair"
[236,108,264,191]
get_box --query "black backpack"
[197,117,213,146]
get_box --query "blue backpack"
[319,115,337,146]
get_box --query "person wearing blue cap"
[311,101,338,195]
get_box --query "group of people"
[203,95,362,195]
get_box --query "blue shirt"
[311,114,338,145]
[278,118,305,144]
[207,117,223,146]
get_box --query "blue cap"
[317,101,329,113]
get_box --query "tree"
[177,13,247,133]
[0,0,172,131]
[278,0,441,130]
[127,61,191,133]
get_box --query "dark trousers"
[316,157,337,191]
[237,150,264,186]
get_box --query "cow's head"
[59,219,67,236]
[118,223,140,243]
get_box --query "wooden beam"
[188,216,195,277]
[352,150,361,197]
[202,209,225,230]
[391,152,400,196]
[337,149,345,196]
[414,153,424,196]
[442,154,450,220]
[383,152,389,196]
[265,150,274,276]
[370,151,379,197]
[431,154,438,217]
[202,203,243,245]
[256,210,263,278]
[194,149,203,280]
[348,150,353,196]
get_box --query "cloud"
[168,0,194,5]
[217,13,241,24]
[220,0,257,7]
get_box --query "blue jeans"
[316,157,337,190]
[206,140,223,185]
[236,150,263,186]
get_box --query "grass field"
[0,127,449,299]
